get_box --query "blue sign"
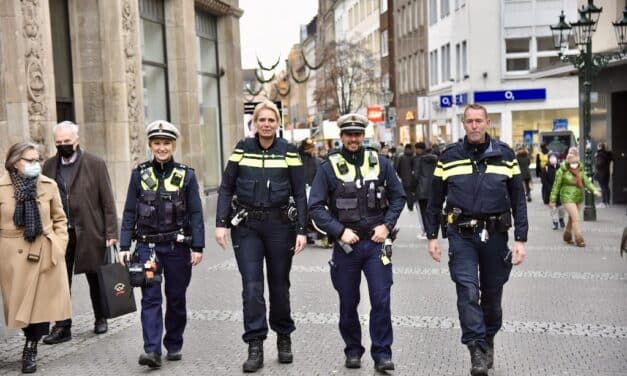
[440,95,452,108]
[552,118,568,131]
[455,93,468,106]
[474,88,546,103]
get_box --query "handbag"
[97,245,137,318]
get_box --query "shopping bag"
[97,245,137,318]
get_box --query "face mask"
[569,162,579,169]
[23,162,41,178]
[56,144,75,158]
[549,157,558,165]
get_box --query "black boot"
[559,218,565,228]
[277,334,293,364]
[552,221,559,230]
[467,341,488,376]
[22,338,38,374]
[486,336,494,369]
[243,339,264,373]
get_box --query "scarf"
[10,171,43,242]
[568,165,583,189]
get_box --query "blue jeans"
[447,228,513,347]
[329,239,393,362]
[138,242,192,355]
[231,219,296,342]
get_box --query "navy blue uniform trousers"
[447,228,513,347]
[231,218,296,342]
[138,242,191,355]
[329,239,393,362]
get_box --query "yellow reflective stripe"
[239,158,263,168]
[485,165,513,178]
[140,167,158,190]
[441,159,471,169]
[286,152,299,157]
[285,156,302,167]
[512,165,521,175]
[442,165,473,180]
[434,166,444,178]
[229,149,244,162]
[164,167,186,191]
[266,159,289,168]
[504,160,517,167]
[329,154,356,182]
[360,150,379,180]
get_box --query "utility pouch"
[336,198,360,222]
[376,186,389,209]
[496,212,512,232]
[367,182,376,209]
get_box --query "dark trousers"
[598,177,611,204]
[138,242,192,355]
[23,323,49,340]
[231,219,296,343]
[447,228,513,346]
[417,199,428,228]
[56,229,103,328]
[523,178,531,199]
[329,239,393,362]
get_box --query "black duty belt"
[136,230,180,243]
[247,208,284,221]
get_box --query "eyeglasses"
[20,158,41,163]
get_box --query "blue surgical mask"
[23,162,41,178]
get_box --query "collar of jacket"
[151,158,175,177]
[254,133,277,150]
[463,133,491,156]
[340,146,364,166]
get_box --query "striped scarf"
[10,172,43,242]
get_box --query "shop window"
[140,0,169,124]
[196,10,222,189]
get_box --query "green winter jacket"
[549,162,597,204]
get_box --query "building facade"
[427,0,579,155]
[0,0,244,216]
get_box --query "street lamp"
[381,87,394,145]
[550,2,627,221]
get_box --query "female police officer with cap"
[215,100,307,373]
[118,120,204,369]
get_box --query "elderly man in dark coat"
[41,121,119,343]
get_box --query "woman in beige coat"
[0,142,70,373]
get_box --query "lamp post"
[550,2,627,221]
[381,87,394,145]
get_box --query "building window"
[441,0,449,18]
[380,0,387,13]
[380,30,388,57]
[429,0,438,25]
[455,43,460,81]
[429,49,439,85]
[441,43,450,82]
[462,40,468,77]
[50,0,74,122]
[196,10,222,189]
[505,37,530,72]
[140,0,169,124]
[536,36,560,71]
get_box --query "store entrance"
[611,91,627,204]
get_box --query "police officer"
[425,104,527,376]
[308,113,405,372]
[118,120,204,369]
[215,100,307,373]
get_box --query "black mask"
[56,144,75,158]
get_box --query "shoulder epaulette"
[174,162,189,170]
[138,161,151,170]
[327,149,341,157]
[440,142,460,156]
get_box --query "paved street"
[1,182,626,375]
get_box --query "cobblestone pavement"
[1,184,626,375]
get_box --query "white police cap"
[337,113,368,133]
[146,120,180,140]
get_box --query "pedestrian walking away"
[594,142,613,207]
[424,104,528,376]
[118,120,205,369]
[413,142,438,240]
[41,121,119,345]
[549,147,600,247]
[395,144,416,211]
[308,113,406,373]
[541,152,565,230]
[215,100,308,373]
[535,143,549,178]
[516,146,532,202]
[0,142,71,373]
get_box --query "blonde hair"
[463,104,488,120]
[252,100,280,124]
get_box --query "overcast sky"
[239,0,319,70]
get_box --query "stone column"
[0,0,56,154]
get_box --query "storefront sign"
[440,95,452,108]
[367,106,384,122]
[405,111,415,121]
[440,94,468,108]
[474,88,546,103]
[552,118,568,131]
[455,93,468,106]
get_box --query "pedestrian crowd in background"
[0,99,619,376]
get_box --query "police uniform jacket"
[308,147,406,239]
[120,159,205,251]
[215,135,308,234]
[424,134,528,242]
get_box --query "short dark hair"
[414,142,426,150]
